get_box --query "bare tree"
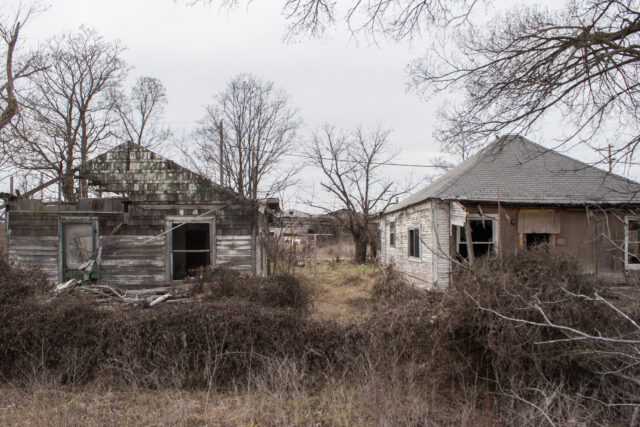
[408,1,640,165]
[190,1,480,39]
[0,3,42,171]
[190,1,640,168]
[111,76,170,148]
[8,26,128,201]
[308,124,408,263]
[188,73,302,200]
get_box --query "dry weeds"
[1,249,638,425]
[297,260,378,323]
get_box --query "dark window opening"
[457,219,495,259]
[627,219,640,265]
[525,233,550,248]
[172,222,211,280]
[389,221,396,247]
[408,228,420,258]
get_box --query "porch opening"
[171,222,211,280]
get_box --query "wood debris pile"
[54,280,193,307]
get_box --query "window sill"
[407,256,422,262]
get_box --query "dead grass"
[0,381,487,426]
[297,260,378,323]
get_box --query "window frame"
[625,216,640,270]
[58,217,99,283]
[408,227,421,259]
[456,214,499,258]
[389,221,396,247]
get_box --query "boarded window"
[517,211,560,234]
[408,228,420,258]
[626,219,640,266]
[389,221,396,247]
[61,221,95,280]
[171,222,211,280]
[458,219,495,259]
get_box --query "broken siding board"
[217,235,253,269]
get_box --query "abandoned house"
[2,142,278,287]
[378,135,640,288]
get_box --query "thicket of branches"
[192,1,640,168]
[1,20,170,200]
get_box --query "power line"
[200,148,442,168]
[280,152,441,168]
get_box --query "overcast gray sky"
[3,0,637,209]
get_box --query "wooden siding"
[99,236,165,288]
[217,235,253,272]
[6,200,262,286]
[7,235,58,283]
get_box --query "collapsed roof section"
[79,142,238,204]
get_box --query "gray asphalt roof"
[387,135,640,213]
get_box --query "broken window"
[525,233,551,248]
[457,218,496,259]
[408,228,420,258]
[626,218,640,267]
[61,220,96,280]
[389,221,396,247]
[171,222,211,280]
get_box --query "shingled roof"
[387,135,640,213]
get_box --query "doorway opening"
[171,222,212,280]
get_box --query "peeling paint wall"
[379,200,451,289]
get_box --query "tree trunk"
[354,234,368,264]
[62,145,75,201]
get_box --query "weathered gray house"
[379,135,640,288]
[3,142,277,287]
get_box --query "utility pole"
[219,120,224,186]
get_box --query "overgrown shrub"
[0,257,50,303]
[0,249,638,424]
[187,267,311,313]
[431,246,640,421]
[371,265,426,304]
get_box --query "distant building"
[379,135,640,288]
